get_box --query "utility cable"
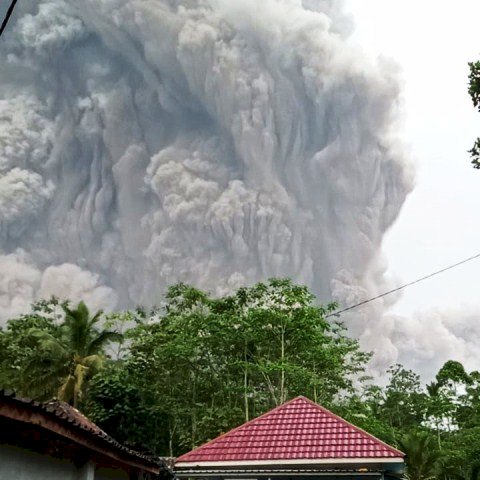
[326,251,480,318]
[0,0,19,37]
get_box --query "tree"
[85,362,170,454]
[456,370,480,429]
[124,279,370,455]
[337,364,430,450]
[438,367,480,480]
[0,298,64,392]
[335,384,398,447]
[425,361,472,446]
[468,61,480,168]
[10,283,480,473]
[398,430,441,480]
[0,300,122,407]
[382,365,429,432]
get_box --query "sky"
[347,0,480,317]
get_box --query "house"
[0,389,171,480]
[175,396,404,480]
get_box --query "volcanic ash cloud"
[0,0,415,368]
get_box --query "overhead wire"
[326,251,480,318]
[0,0,19,37]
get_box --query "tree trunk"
[244,342,249,421]
[280,325,285,404]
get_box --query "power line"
[0,0,19,37]
[326,251,480,318]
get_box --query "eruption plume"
[0,0,419,370]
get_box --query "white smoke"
[0,251,117,321]
[391,307,480,380]
[0,0,421,369]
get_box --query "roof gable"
[176,396,403,464]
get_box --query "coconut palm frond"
[398,431,441,480]
[22,357,68,400]
[88,309,104,328]
[87,331,123,356]
[34,335,69,359]
[18,301,122,405]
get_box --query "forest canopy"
[1,279,480,480]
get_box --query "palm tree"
[398,430,441,480]
[23,301,122,407]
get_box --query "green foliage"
[85,363,170,453]
[0,299,123,407]
[398,430,441,480]
[468,61,480,109]
[2,280,480,479]
[124,279,369,454]
[334,385,398,445]
[337,366,429,446]
[436,360,471,387]
[0,299,60,392]
[337,360,480,480]
[383,364,429,429]
[456,371,480,429]
[468,61,480,168]
[439,427,480,480]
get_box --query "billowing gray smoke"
[0,0,415,369]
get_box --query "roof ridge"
[176,396,404,464]
[299,397,404,457]
[176,397,303,462]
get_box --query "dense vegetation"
[1,279,479,480]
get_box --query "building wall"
[95,467,129,480]
[0,444,77,480]
[0,444,129,480]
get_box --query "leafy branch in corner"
[468,61,480,168]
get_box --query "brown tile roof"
[0,389,168,474]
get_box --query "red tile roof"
[176,396,404,464]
